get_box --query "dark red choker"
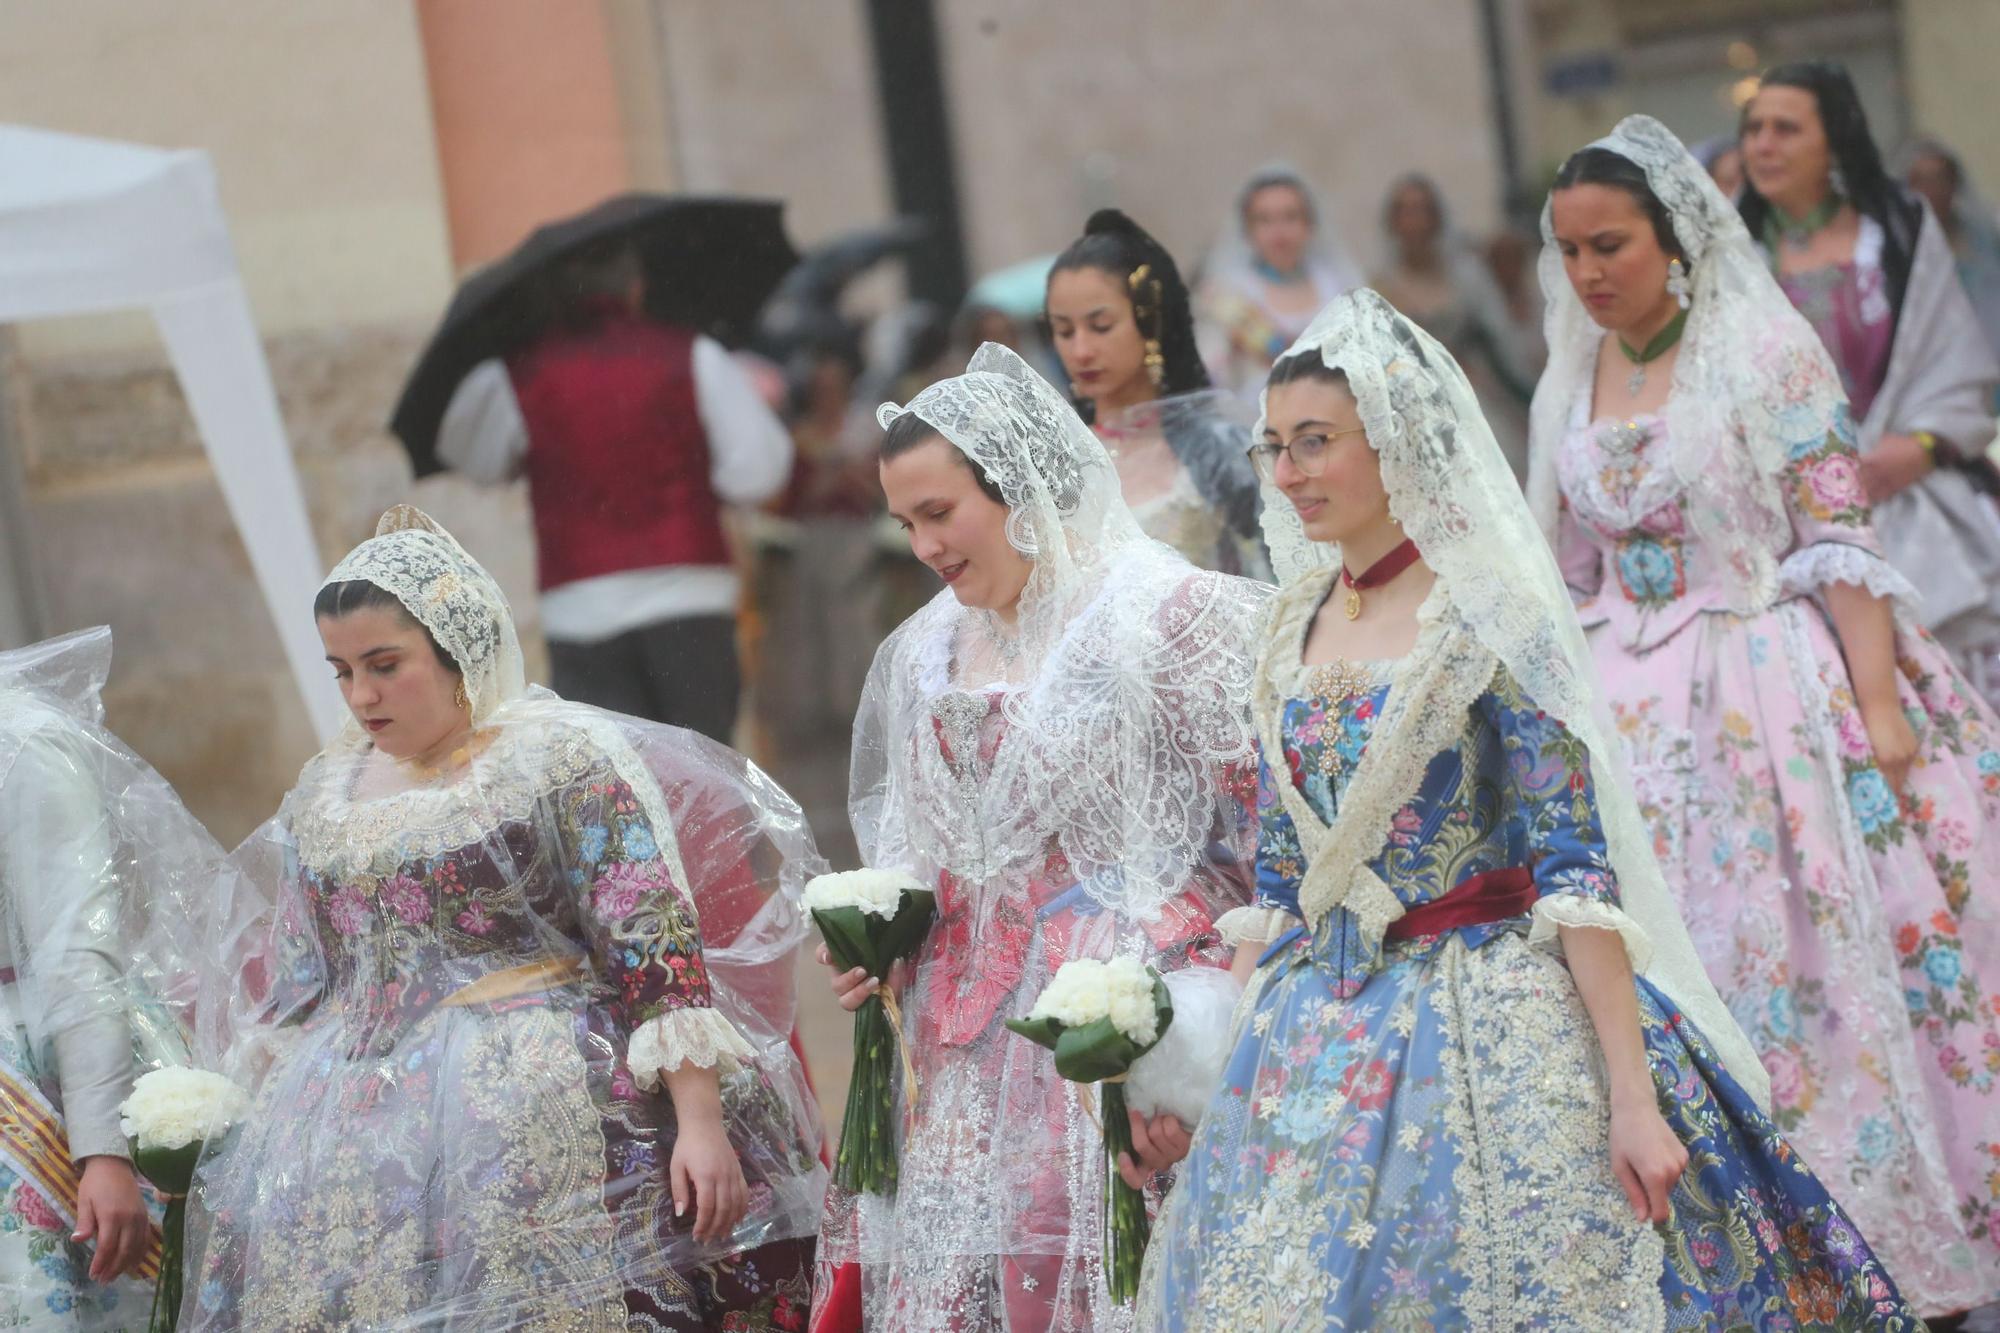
[1339,538,1421,620]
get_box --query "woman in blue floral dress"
[1134,291,1918,1329]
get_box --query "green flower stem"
[149,1196,185,1332]
[833,992,898,1195]
[1100,1081,1149,1304]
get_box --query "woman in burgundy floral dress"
[179,507,827,1331]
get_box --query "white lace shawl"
[1253,289,1771,1111]
[856,345,1270,924]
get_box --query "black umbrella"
[390,193,797,478]
[757,217,929,353]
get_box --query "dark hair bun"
[1084,207,1145,238]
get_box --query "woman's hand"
[1860,434,1935,503]
[1115,1108,1193,1191]
[660,1062,748,1243]
[74,1156,150,1282]
[1608,1097,1688,1224]
[670,1117,748,1244]
[1860,699,1919,796]
[819,943,894,1013]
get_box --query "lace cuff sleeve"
[1528,894,1654,973]
[1779,542,1919,610]
[627,1007,757,1090]
[1215,904,1297,948]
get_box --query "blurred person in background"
[1195,164,1361,399]
[1742,60,2000,707]
[1047,209,1271,579]
[1372,172,1538,479]
[1901,136,2000,406]
[1485,225,1550,388]
[437,239,793,743]
[1692,133,1745,200]
[750,341,882,753]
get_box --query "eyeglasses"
[1246,425,1367,483]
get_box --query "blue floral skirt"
[1138,924,1919,1330]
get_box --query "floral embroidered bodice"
[280,720,715,1052]
[1253,657,1621,983]
[916,683,1241,1050]
[1555,392,1885,653]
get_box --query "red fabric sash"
[1384,867,1536,941]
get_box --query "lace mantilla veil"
[1525,115,1896,617]
[1255,289,1771,1110]
[853,343,1270,925]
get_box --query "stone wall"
[2,322,543,845]
[936,0,1505,281]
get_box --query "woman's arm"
[1822,582,1917,792]
[1487,674,1686,1222]
[1562,925,1689,1224]
[1778,417,1919,790]
[558,755,750,1239]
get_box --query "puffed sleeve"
[1215,745,1308,949]
[1775,407,1919,609]
[1481,670,1653,971]
[0,732,133,1161]
[552,752,753,1089]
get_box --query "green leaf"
[1051,1016,1145,1083]
[811,906,878,974]
[1003,1013,1064,1051]
[132,1142,203,1193]
[881,889,937,963]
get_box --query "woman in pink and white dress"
[1529,114,2000,1320]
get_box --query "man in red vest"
[436,242,792,742]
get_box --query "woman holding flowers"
[811,344,1269,1330]
[177,508,828,1331]
[1531,116,2000,1317]
[1135,290,1919,1329]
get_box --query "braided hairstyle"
[1046,208,1210,423]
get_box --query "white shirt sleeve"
[435,359,530,484]
[692,336,794,505]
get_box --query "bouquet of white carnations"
[1005,956,1174,1304]
[119,1067,250,1332]
[803,868,935,1196]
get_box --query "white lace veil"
[321,505,528,735]
[1254,289,1771,1109]
[1526,115,1852,615]
[855,343,1268,921]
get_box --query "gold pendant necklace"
[1339,538,1420,622]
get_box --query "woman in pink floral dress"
[1530,116,2000,1319]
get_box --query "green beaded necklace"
[1615,308,1687,394]
[1764,195,1842,254]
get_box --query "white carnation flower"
[119,1067,251,1152]
[1026,956,1161,1046]
[803,868,925,919]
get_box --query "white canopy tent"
[0,124,340,741]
